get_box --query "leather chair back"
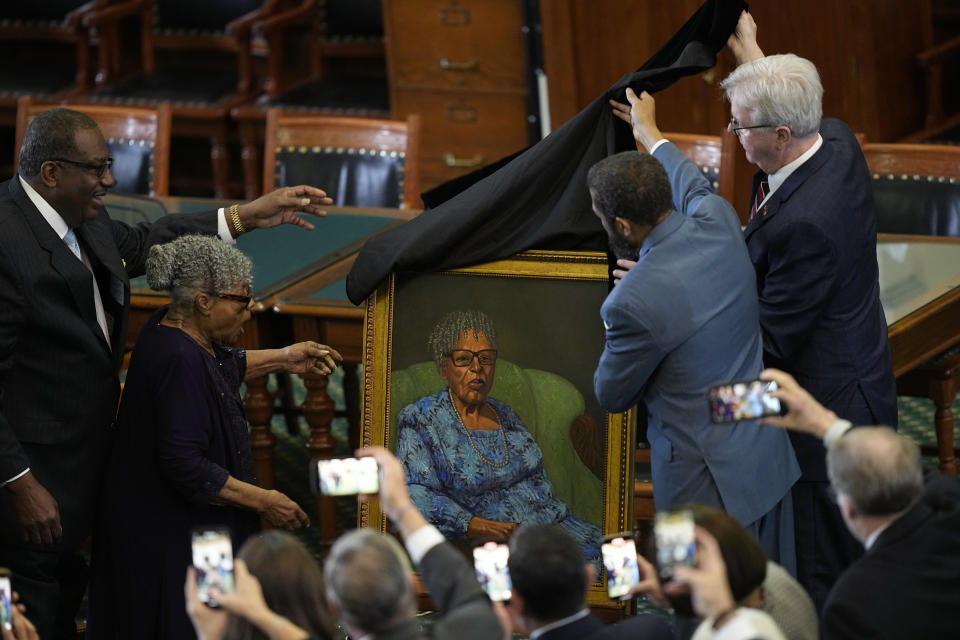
[264,110,421,209]
[155,0,264,33]
[15,97,171,196]
[864,143,960,237]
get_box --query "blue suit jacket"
[594,143,799,527]
[744,118,897,480]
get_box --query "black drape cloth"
[346,0,746,304]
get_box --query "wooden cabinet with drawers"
[383,0,533,193]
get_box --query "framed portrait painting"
[360,250,636,606]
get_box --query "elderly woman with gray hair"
[396,310,600,562]
[89,235,341,640]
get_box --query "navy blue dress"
[89,307,259,639]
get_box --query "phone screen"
[654,510,697,582]
[707,379,780,423]
[191,528,234,607]
[601,535,640,600]
[315,457,380,496]
[0,570,12,631]
[473,541,512,601]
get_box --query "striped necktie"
[749,176,769,223]
[64,229,82,261]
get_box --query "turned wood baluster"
[302,371,338,552]
[245,374,277,492]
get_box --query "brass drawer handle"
[445,103,477,123]
[439,57,478,72]
[445,153,485,168]
[440,6,470,26]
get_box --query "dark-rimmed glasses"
[728,118,776,134]
[51,157,114,179]
[213,292,253,307]
[448,349,498,367]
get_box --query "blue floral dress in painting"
[397,389,601,562]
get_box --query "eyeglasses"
[213,292,253,307]
[448,349,498,367]
[51,157,114,179]
[728,118,776,134]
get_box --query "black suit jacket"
[822,474,960,639]
[538,612,673,640]
[372,541,501,640]
[0,176,218,546]
[743,118,897,480]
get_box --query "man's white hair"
[721,53,823,138]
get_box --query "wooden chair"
[0,2,106,175]
[233,0,388,199]
[864,142,960,474]
[263,110,421,209]
[637,131,739,205]
[14,96,171,196]
[77,0,281,197]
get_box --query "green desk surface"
[110,195,412,302]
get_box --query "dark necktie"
[749,176,769,223]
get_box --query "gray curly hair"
[146,235,252,309]
[427,310,497,370]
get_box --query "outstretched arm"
[726,10,764,65]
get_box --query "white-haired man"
[611,11,896,609]
[761,368,960,639]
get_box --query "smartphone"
[473,541,512,601]
[311,456,380,496]
[707,378,781,423]
[654,510,697,582]
[601,534,641,600]
[0,568,12,631]
[191,527,234,607]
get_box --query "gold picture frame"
[359,250,636,607]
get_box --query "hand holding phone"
[191,528,234,607]
[0,568,12,631]
[473,541,512,601]
[311,457,380,496]
[654,510,697,582]
[707,379,781,423]
[601,534,641,600]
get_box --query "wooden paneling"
[541,0,931,215]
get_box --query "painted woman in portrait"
[396,310,601,561]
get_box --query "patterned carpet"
[270,372,960,563]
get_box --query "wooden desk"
[879,234,960,473]
[118,195,416,546]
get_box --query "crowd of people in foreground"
[2,6,959,640]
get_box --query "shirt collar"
[638,209,683,258]
[864,520,894,550]
[529,609,590,639]
[765,133,823,201]
[19,174,71,240]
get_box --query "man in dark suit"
[762,369,960,639]
[503,524,672,640]
[322,446,502,640]
[718,12,897,610]
[0,107,332,639]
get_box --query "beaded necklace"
[447,388,510,469]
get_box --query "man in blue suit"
[589,88,799,571]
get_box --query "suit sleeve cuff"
[217,208,236,245]
[404,524,445,564]
[649,138,670,154]
[823,419,853,449]
[2,467,29,487]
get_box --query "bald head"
[827,427,923,517]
